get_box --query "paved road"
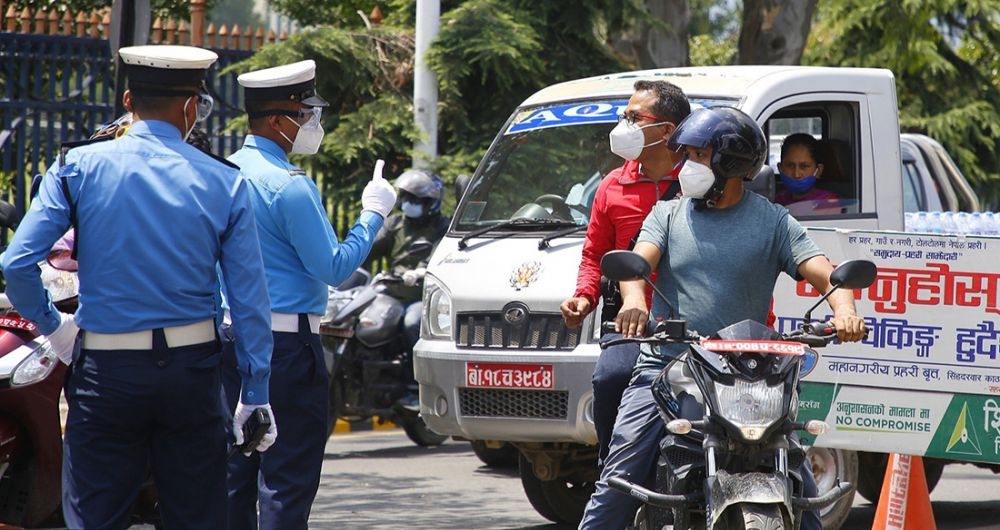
[306,430,1000,530]
[36,425,999,529]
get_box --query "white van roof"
[519,65,894,108]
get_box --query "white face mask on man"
[279,107,324,155]
[677,160,717,199]
[608,120,666,161]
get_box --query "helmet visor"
[667,108,728,151]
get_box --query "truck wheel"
[855,452,945,504]
[517,453,593,525]
[807,447,857,530]
[401,417,448,447]
[470,440,519,468]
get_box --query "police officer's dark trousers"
[222,314,328,530]
[63,329,226,530]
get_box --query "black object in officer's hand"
[230,408,271,457]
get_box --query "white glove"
[402,267,427,287]
[232,402,277,455]
[47,312,79,365]
[361,159,397,218]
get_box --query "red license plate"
[465,362,554,389]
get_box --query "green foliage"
[244,0,626,211]
[807,0,1000,209]
[689,33,736,66]
[209,0,264,29]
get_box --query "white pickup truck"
[412,66,1000,529]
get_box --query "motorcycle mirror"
[406,238,435,260]
[829,259,878,290]
[600,250,651,281]
[601,250,680,320]
[803,259,878,324]
[0,199,21,231]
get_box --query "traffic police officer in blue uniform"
[1,45,277,530]
[221,59,397,529]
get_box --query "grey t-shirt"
[635,191,822,370]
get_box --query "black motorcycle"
[319,252,448,447]
[598,250,876,530]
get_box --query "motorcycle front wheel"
[717,502,787,530]
[401,417,448,446]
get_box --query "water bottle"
[985,211,999,235]
[910,211,930,233]
[928,211,943,234]
[954,211,969,234]
[968,212,984,235]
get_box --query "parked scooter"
[319,240,447,446]
[0,279,69,527]
[598,250,877,530]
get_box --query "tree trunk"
[737,0,817,65]
[607,0,689,68]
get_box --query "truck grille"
[459,388,569,419]
[455,311,580,350]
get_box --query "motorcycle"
[0,275,69,527]
[319,240,448,447]
[598,250,877,530]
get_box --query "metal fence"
[1,3,361,246]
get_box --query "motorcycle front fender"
[707,470,790,528]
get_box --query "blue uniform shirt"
[1,120,273,404]
[227,135,383,315]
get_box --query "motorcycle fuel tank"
[355,293,405,348]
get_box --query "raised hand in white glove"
[232,402,277,456]
[47,312,79,365]
[402,267,427,287]
[361,159,397,219]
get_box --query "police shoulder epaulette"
[205,151,241,170]
[58,135,116,165]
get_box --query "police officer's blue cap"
[237,60,329,107]
[119,45,218,88]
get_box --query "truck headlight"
[11,339,59,387]
[713,378,784,441]
[422,276,452,340]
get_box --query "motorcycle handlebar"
[599,319,870,350]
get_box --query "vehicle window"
[901,160,927,212]
[454,97,738,232]
[765,103,860,217]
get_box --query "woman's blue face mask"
[779,172,818,195]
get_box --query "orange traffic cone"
[872,453,937,530]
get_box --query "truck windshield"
[453,97,736,233]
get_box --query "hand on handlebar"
[830,314,867,343]
[615,304,649,338]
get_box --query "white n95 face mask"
[608,120,664,161]
[678,161,717,199]
[282,108,324,155]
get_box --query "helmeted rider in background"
[363,168,450,406]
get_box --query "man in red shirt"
[560,80,690,464]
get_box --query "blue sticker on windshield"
[506,98,732,135]
[507,101,625,134]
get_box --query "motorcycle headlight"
[11,339,59,387]
[713,378,784,441]
[422,275,452,340]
